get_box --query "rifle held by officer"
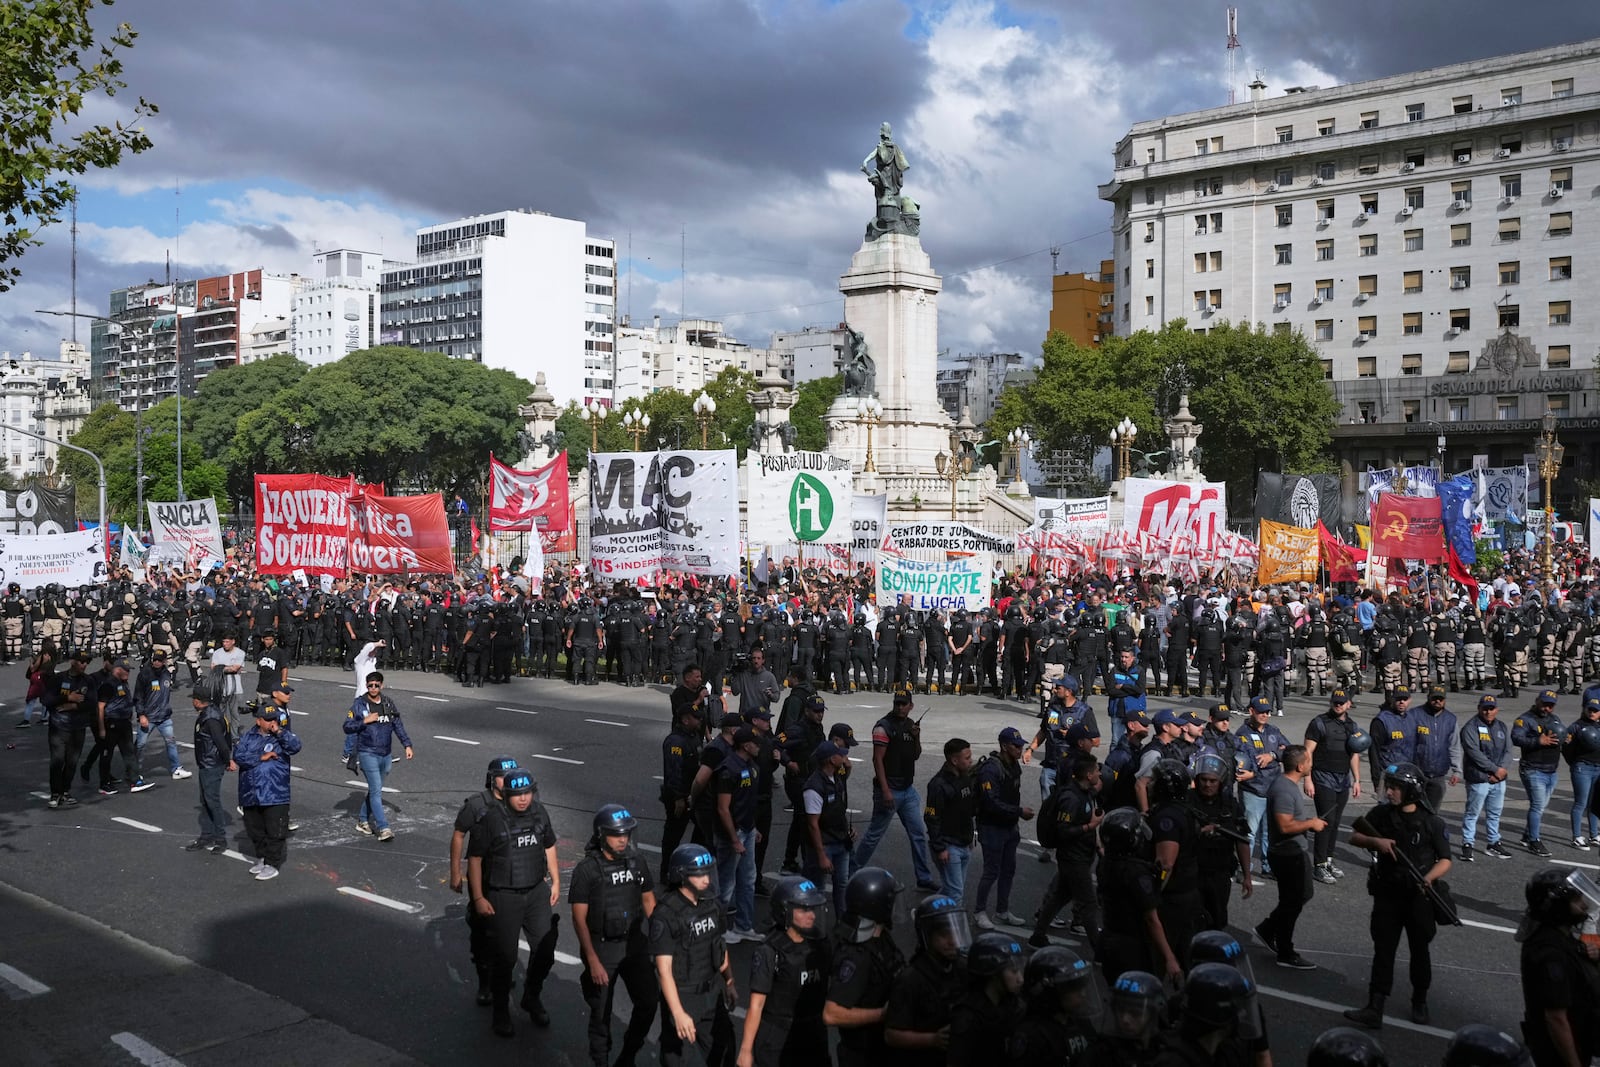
[1352,815,1463,926]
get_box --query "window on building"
[1144,188,1155,205]
[1145,258,1155,279]
[1359,154,1379,175]
[1124,266,1131,284]
[1451,223,1471,246]
[1315,239,1334,261]
[1548,394,1570,414]
[1122,302,1130,322]
[1405,187,1424,209]
[1551,166,1573,192]
[1406,102,1426,122]
[1194,291,1209,312]
[1317,199,1335,221]
[1448,398,1469,420]
[1277,125,1294,143]
[1499,261,1520,284]
[1358,401,1377,422]
[1403,400,1421,423]
[1404,229,1424,252]
[1196,138,1211,156]
[1317,118,1335,136]
[1502,134,1523,154]
[1195,176,1223,196]
[1450,308,1471,330]
[1496,396,1519,419]
[1209,251,1222,271]
[1274,282,1293,307]
[1358,315,1376,337]
[1145,221,1155,241]
[1451,180,1472,206]
[1148,148,1157,162]
[1402,352,1423,374]
[1316,279,1334,301]
[1549,256,1571,281]
[1321,358,1334,379]
[1210,289,1222,308]
[1273,321,1292,336]
[1550,300,1571,325]
[1276,204,1293,226]
[1357,356,1377,378]
[1453,95,1473,114]
[1451,265,1472,289]
[1552,78,1574,99]
[1275,243,1292,264]
[1552,125,1575,151]
[1404,148,1426,170]
[1359,274,1378,296]
[1210,136,1224,153]
[1360,234,1377,256]
[1360,111,1379,129]
[1550,212,1573,237]
[1453,142,1473,163]
[1499,303,1520,329]
[1315,320,1334,341]
[1274,166,1294,186]
[1446,351,1470,374]
[1317,160,1337,181]
[1194,253,1208,273]
[1499,217,1521,241]
[1360,194,1379,214]
[1403,312,1423,336]
[1548,344,1571,368]
[1194,214,1208,235]
[1145,295,1154,315]
[1403,270,1423,294]
[1502,86,1522,106]
[1502,174,1522,199]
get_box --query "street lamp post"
[576,397,607,453]
[933,432,974,519]
[134,423,153,539]
[1005,426,1032,489]
[1537,409,1565,584]
[1109,417,1138,481]
[622,408,652,451]
[854,396,883,473]
[693,392,716,448]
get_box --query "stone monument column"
[1164,393,1205,482]
[517,372,561,467]
[746,351,796,456]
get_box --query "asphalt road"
[0,662,1576,1065]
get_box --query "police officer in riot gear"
[1008,946,1101,1065]
[1441,1024,1533,1067]
[1306,1027,1389,1067]
[1517,867,1600,1066]
[650,843,736,1067]
[466,769,560,1038]
[569,803,658,1067]
[947,931,1025,1067]
[736,874,833,1066]
[824,866,906,1067]
[450,756,519,1005]
[883,894,970,1064]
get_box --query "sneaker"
[1576,836,1592,851]
[183,840,208,852]
[1528,840,1553,858]
[61,794,78,808]
[994,911,1028,926]
[1485,842,1513,859]
[355,820,373,836]
[376,828,394,842]
[249,859,266,874]
[1312,864,1337,885]
[722,930,744,946]
[15,718,29,728]
[1459,844,1475,863]
[1251,922,1278,954]
[46,794,60,809]
[98,785,119,796]
[254,865,279,881]
[171,768,192,780]
[1050,915,1070,929]
[974,911,996,931]
[129,779,155,793]
[736,927,761,943]
[1276,954,1317,971]
[287,821,300,832]
[1327,861,1346,879]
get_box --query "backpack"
[1036,787,1062,849]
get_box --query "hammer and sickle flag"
[1369,492,1446,562]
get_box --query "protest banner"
[589,450,739,579]
[1122,478,1228,551]
[1257,518,1320,585]
[489,452,574,551]
[850,493,887,564]
[349,493,452,574]
[254,474,352,575]
[0,528,107,589]
[882,522,1016,555]
[876,552,992,612]
[0,485,77,536]
[746,451,854,545]
[147,498,225,568]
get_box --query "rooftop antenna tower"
[1225,7,1240,105]
[1049,245,1061,275]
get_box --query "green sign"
[788,473,834,542]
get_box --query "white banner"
[1032,496,1111,537]
[589,450,740,579]
[1121,478,1228,551]
[147,498,225,568]
[876,552,992,612]
[851,493,888,564]
[0,528,108,590]
[1590,499,1600,561]
[1476,465,1529,522]
[746,452,855,545]
[883,522,1016,554]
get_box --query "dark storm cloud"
[237,224,298,250]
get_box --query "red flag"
[1316,521,1366,583]
[470,517,481,550]
[1370,493,1446,563]
[1447,543,1480,603]
[489,452,573,550]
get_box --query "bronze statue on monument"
[861,122,920,241]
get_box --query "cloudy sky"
[5,0,1599,366]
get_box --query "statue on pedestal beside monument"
[861,122,920,241]
[838,327,876,398]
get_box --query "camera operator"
[730,646,780,720]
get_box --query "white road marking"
[528,753,583,765]
[433,735,481,746]
[1460,917,1518,934]
[344,780,401,793]
[110,1032,187,1066]
[111,817,163,834]
[29,791,50,801]
[288,676,304,681]
[176,741,194,749]
[498,707,538,715]
[337,887,424,914]
[637,842,662,853]
[0,962,51,998]
[584,718,629,727]
[290,765,303,772]
[220,849,254,865]
[1255,983,1452,1039]
[287,709,308,716]
[414,695,449,703]
[553,949,582,965]
[1551,857,1600,871]
[651,775,664,780]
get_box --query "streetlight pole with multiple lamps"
[1537,410,1565,584]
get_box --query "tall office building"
[0,343,93,480]
[291,248,384,366]
[378,209,615,404]
[613,317,783,404]
[1047,259,1115,346]
[1101,38,1600,478]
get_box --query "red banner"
[255,474,353,575]
[350,492,452,574]
[1370,493,1446,563]
[489,452,574,551]
[1317,520,1366,582]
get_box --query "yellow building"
[1048,258,1114,346]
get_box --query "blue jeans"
[937,842,972,907]
[975,823,1020,913]
[1572,762,1600,839]
[1038,767,1056,804]
[136,718,181,773]
[357,751,392,831]
[1110,714,1126,748]
[716,826,758,932]
[804,840,852,917]
[1241,791,1269,866]
[852,785,935,886]
[1462,780,1506,847]
[1522,768,1558,842]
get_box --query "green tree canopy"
[0,0,156,290]
[986,321,1338,510]
[57,398,224,524]
[189,353,308,504]
[790,374,841,452]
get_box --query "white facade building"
[613,317,785,403]
[771,324,852,385]
[1100,38,1600,393]
[0,343,93,480]
[291,248,384,365]
[379,210,615,405]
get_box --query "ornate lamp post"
[576,397,608,453]
[854,395,883,473]
[622,408,651,451]
[1537,409,1565,582]
[1109,417,1138,481]
[1005,426,1032,489]
[693,392,716,448]
[934,432,974,519]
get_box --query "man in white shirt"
[209,631,247,738]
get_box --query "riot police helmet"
[1181,961,1258,1036]
[1098,806,1152,856]
[1441,1024,1534,1067]
[484,756,518,788]
[665,843,718,899]
[769,874,834,940]
[1188,751,1230,783]
[842,865,904,940]
[1519,867,1600,937]
[592,803,638,850]
[1022,946,1102,1020]
[1189,928,1256,987]
[912,894,971,959]
[1147,758,1192,805]
[1306,1027,1390,1067]
[1381,762,1429,808]
[1345,723,1373,754]
[1107,970,1167,1044]
[966,931,1025,980]
[503,770,536,797]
